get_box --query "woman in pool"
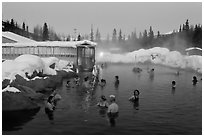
[129,89,140,101]
[97,95,109,108]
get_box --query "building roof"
[2,40,97,48]
[2,31,36,43]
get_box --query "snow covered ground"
[96,47,202,73]
[2,54,74,87]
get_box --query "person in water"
[66,80,71,87]
[115,76,119,84]
[107,95,119,115]
[129,89,140,101]
[45,94,55,111]
[107,95,119,127]
[97,95,109,108]
[172,81,176,89]
[82,77,92,93]
[99,79,106,87]
[192,76,198,85]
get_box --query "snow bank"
[2,55,74,84]
[2,85,21,93]
[97,47,202,73]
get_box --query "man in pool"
[107,95,119,115]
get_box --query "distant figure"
[82,77,92,93]
[151,68,154,72]
[115,76,119,84]
[172,81,176,89]
[148,68,155,73]
[129,89,140,101]
[133,67,142,73]
[192,76,198,85]
[45,95,55,111]
[99,79,106,87]
[107,95,119,127]
[97,95,109,108]
[148,68,154,81]
[66,80,71,88]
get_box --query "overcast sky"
[2,2,202,38]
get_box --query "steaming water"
[3,63,202,135]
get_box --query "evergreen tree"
[26,25,28,32]
[182,24,185,31]
[22,22,25,30]
[139,32,142,39]
[157,31,160,38]
[66,35,71,41]
[179,25,182,32]
[90,24,94,41]
[112,28,117,42]
[77,34,81,41]
[185,19,189,31]
[118,29,122,42]
[43,23,49,41]
[10,19,14,26]
[95,28,101,42]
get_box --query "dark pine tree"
[112,28,117,42]
[22,22,25,30]
[185,19,189,31]
[43,23,49,41]
[77,34,81,41]
[90,24,94,41]
[118,29,122,42]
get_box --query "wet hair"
[67,80,70,84]
[101,95,106,101]
[172,81,176,85]
[134,89,140,95]
[115,76,119,79]
[151,68,154,71]
[101,79,106,83]
[193,76,197,80]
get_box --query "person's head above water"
[193,76,197,80]
[172,80,176,85]
[101,95,106,101]
[115,76,119,80]
[110,95,116,102]
[151,68,154,71]
[134,89,140,96]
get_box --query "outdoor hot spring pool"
[3,63,202,135]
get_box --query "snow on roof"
[185,47,202,51]
[2,31,36,43]
[2,40,97,48]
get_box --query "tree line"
[2,19,202,52]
